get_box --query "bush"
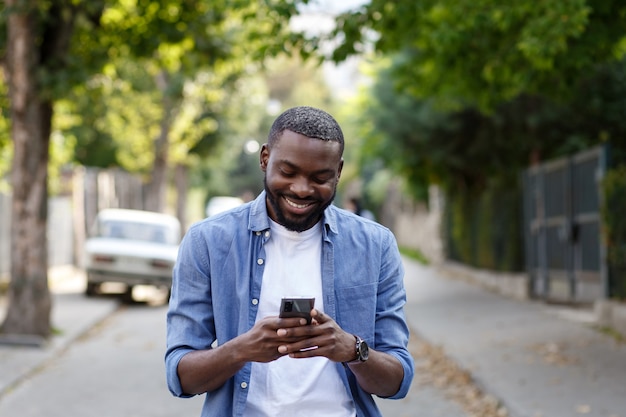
[602,165,626,299]
[444,181,523,272]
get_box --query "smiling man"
[166,106,414,417]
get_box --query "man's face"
[260,130,343,232]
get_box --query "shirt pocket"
[335,282,377,343]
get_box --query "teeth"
[285,198,309,209]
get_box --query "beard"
[264,178,335,232]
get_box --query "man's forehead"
[273,130,342,152]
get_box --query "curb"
[0,269,120,398]
[435,261,530,301]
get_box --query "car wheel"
[121,285,135,304]
[85,282,100,297]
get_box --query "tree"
[0,67,10,187]
[354,50,626,270]
[0,0,311,339]
[58,1,316,217]
[330,0,626,111]
[0,0,91,339]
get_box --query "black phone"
[279,297,315,324]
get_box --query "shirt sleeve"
[165,224,215,398]
[374,230,415,399]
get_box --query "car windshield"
[96,220,178,245]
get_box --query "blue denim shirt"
[165,192,414,417]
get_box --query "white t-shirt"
[243,220,356,417]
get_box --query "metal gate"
[523,146,608,303]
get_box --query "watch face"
[359,340,369,361]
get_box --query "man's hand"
[239,315,313,363]
[275,309,404,397]
[276,309,357,363]
[178,314,311,394]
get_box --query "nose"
[290,175,314,198]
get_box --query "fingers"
[275,321,327,358]
[262,312,345,361]
[275,318,320,355]
[310,309,326,323]
[277,312,355,362]
[278,339,322,356]
[277,317,309,328]
[248,317,309,363]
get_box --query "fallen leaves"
[529,342,578,366]
[409,332,509,417]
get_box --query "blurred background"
[1,0,625,345]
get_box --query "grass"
[595,325,625,343]
[399,246,430,265]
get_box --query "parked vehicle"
[205,196,244,217]
[84,208,181,302]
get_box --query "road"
[3,258,625,416]
[0,295,204,417]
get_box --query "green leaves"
[355,51,626,204]
[330,0,626,111]
[22,0,314,177]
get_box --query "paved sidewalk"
[403,257,626,417]
[0,267,119,397]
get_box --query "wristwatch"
[351,335,369,363]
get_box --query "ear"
[260,143,270,172]
[336,158,344,180]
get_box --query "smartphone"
[279,297,315,324]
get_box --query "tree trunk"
[1,1,52,338]
[175,163,189,233]
[145,70,174,213]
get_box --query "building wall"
[389,185,445,264]
[0,194,73,280]
[0,193,10,278]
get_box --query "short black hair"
[267,106,344,154]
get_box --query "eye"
[312,175,333,184]
[280,169,295,177]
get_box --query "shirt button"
[257,258,264,265]
[241,382,248,389]
[252,299,258,305]
[264,231,270,238]
[255,231,261,236]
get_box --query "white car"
[84,208,181,302]
[205,196,244,217]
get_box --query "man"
[166,106,414,416]
[344,196,376,221]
